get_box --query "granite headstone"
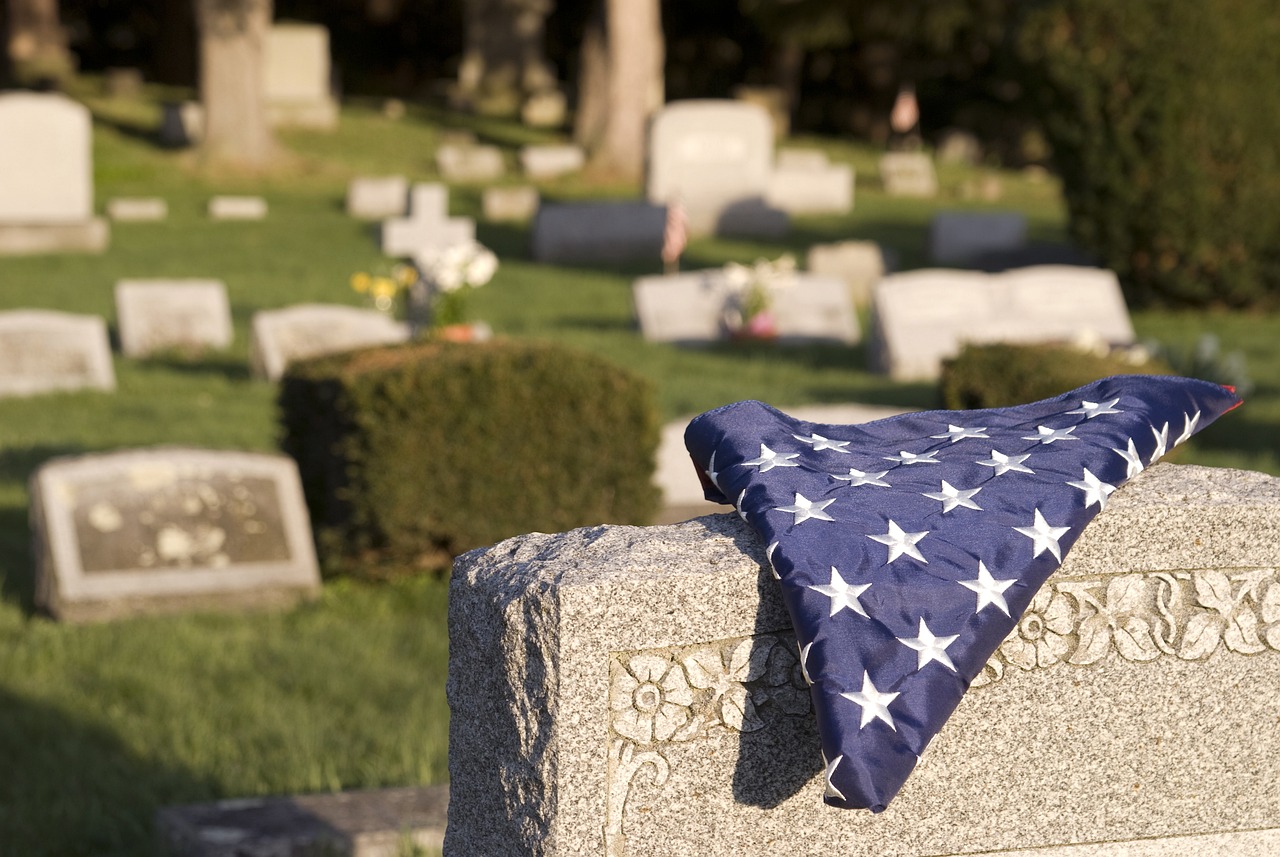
[114,280,233,358]
[249,304,410,381]
[0,310,115,397]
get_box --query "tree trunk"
[4,0,73,85]
[571,4,608,153]
[195,0,275,168]
[591,0,663,180]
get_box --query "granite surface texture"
[447,463,1280,856]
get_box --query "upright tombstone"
[632,269,859,346]
[381,183,475,257]
[531,201,666,265]
[0,310,115,397]
[766,158,854,215]
[30,448,321,622]
[114,280,233,358]
[870,265,1135,381]
[647,100,788,238]
[806,241,886,308]
[346,175,408,220]
[879,152,938,198]
[447,463,1280,856]
[929,211,1028,266]
[249,304,410,381]
[0,92,109,255]
[263,22,339,129]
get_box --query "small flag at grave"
[683,375,1241,812]
[661,196,688,273]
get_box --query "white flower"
[414,241,498,292]
[465,247,498,286]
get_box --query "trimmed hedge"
[939,343,1173,410]
[1020,0,1280,308]
[279,339,661,575]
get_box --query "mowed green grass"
[0,82,1276,855]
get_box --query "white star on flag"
[767,541,780,580]
[957,561,1016,615]
[775,493,836,524]
[931,424,989,442]
[885,450,941,465]
[794,432,851,453]
[1067,468,1116,510]
[704,450,720,489]
[1023,425,1079,444]
[897,618,959,672]
[832,467,891,488]
[1150,423,1169,463]
[1013,508,1070,561]
[742,443,800,472]
[1112,437,1144,479]
[1069,398,1122,418]
[841,671,899,730]
[977,449,1034,475]
[823,752,846,800]
[921,480,982,513]
[799,641,814,685]
[868,520,929,564]
[1176,411,1201,446]
[808,566,871,617]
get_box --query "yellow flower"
[350,272,371,293]
[371,277,398,299]
[394,264,419,286]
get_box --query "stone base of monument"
[447,463,1280,856]
[0,218,109,255]
[155,785,447,856]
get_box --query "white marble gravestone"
[647,100,788,238]
[632,269,860,346]
[929,211,1029,266]
[879,152,938,198]
[531,201,666,264]
[346,176,408,220]
[806,241,886,308]
[264,22,338,129]
[766,151,854,215]
[446,463,1280,856]
[114,280,233,358]
[31,448,321,622]
[249,304,410,381]
[0,310,115,397]
[381,182,475,257]
[870,265,1135,381]
[0,92,109,254]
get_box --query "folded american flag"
[683,375,1240,812]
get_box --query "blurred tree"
[195,0,276,167]
[575,0,663,180]
[3,0,74,84]
[455,0,555,115]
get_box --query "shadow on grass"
[0,688,218,857]
[89,110,165,150]
[131,352,254,382]
[0,444,85,613]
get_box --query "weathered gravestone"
[0,92,109,254]
[249,304,410,381]
[483,186,539,222]
[156,785,448,857]
[878,152,938,198]
[519,144,585,180]
[766,151,854,216]
[632,269,860,346]
[107,197,168,222]
[647,100,788,238]
[31,448,321,622]
[159,100,203,147]
[346,175,407,220]
[806,241,886,308]
[436,143,505,182]
[0,310,115,397]
[264,22,339,129]
[115,280,233,358]
[870,265,1135,381]
[447,463,1280,856]
[655,403,912,513]
[531,201,665,265]
[929,210,1028,266]
[381,183,475,257]
[208,196,268,220]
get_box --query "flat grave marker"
[31,447,321,622]
[209,196,268,220]
[114,280,233,358]
[107,197,168,222]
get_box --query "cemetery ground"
[1,81,1278,856]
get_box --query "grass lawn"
[0,80,1276,855]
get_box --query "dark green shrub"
[1019,0,1280,308]
[279,339,661,575]
[939,342,1173,410]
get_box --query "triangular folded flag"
[683,375,1241,812]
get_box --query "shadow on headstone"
[0,443,85,612]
